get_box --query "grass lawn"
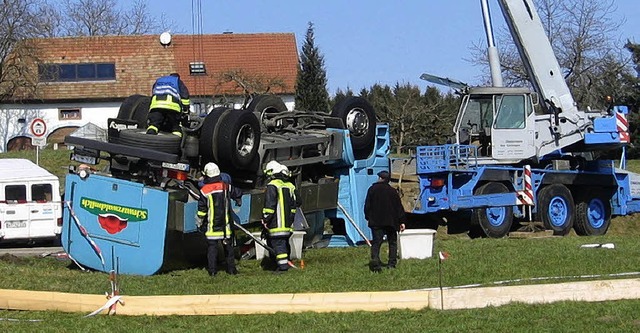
[0,150,640,331]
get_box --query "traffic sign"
[30,118,47,138]
[31,136,47,147]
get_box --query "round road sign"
[30,118,47,138]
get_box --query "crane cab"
[454,87,537,163]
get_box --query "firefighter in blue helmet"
[197,162,242,276]
[146,73,190,137]
[261,160,301,272]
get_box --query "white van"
[0,159,62,243]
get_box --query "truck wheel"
[248,95,287,114]
[216,110,261,170]
[574,195,611,236]
[117,129,181,154]
[117,95,151,127]
[537,184,574,236]
[199,107,232,163]
[471,182,513,238]
[131,96,151,128]
[117,94,146,119]
[248,95,288,131]
[331,97,376,160]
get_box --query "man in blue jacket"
[147,73,190,137]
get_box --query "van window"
[32,184,53,202]
[6,185,27,203]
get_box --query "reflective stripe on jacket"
[150,75,190,113]
[262,178,297,237]
[198,181,231,240]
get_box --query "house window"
[39,63,116,82]
[59,108,81,120]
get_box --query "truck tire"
[199,107,232,163]
[130,96,151,128]
[117,95,146,120]
[117,129,181,154]
[117,95,151,127]
[216,110,261,170]
[331,97,376,160]
[574,195,611,236]
[471,182,513,238]
[247,95,287,114]
[537,184,574,236]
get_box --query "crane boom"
[497,0,577,115]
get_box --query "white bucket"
[399,229,436,259]
[253,231,305,260]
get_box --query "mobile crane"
[413,0,639,238]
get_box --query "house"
[0,33,299,151]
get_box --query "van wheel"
[331,97,376,160]
[117,129,181,154]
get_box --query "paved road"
[0,246,64,257]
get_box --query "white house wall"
[0,102,120,152]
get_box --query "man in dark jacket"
[364,170,406,272]
[197,162,242,276]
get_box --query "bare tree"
[61,0,161,36]
[0,0,55,150]
[0,0,49,101]
[469,0,631,108]
[214,69,288,107]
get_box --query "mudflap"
[62,173,170,275]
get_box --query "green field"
[0,149,639,331]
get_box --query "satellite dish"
[159,32,172,46]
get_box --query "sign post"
[29,118,47,165]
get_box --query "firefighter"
[197,162,242,276]
[261,160,301,272]
[146,73,190,137]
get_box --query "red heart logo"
[98,214,128,234]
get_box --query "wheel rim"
[235,124,255,157]
[587,198,605,229]
[345,108,369,138]
[485,207,506,227]
[548,196,569,227]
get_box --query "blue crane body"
[410,0,640,238]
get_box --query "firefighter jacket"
[262,176,301,238]
[197,176,242,240]
[150,75,191,113]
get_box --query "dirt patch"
[0,253,26,264]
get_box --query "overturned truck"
[63,95,389,275]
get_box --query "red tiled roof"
[31,33,298,101]
[173,33,299,97]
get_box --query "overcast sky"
[137,0,640,94]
